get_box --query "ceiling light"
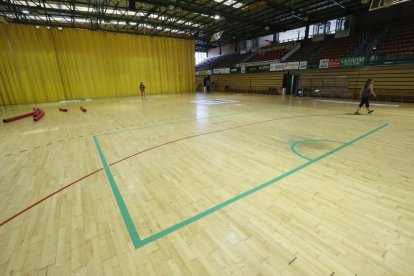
[214,15,220,20]
[58,27,62,30]
[22,10,30,14]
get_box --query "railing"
[368,51,414,65]
[273,37,305,44]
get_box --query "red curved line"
[0,169,102,227]
[109,117,280,166]
[0,115,296,227]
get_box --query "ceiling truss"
[0,0,372,51]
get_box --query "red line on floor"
[0,169,102,227]
[0,115,298,227]
[109,117,280,166]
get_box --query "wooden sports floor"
[0,93,413,275]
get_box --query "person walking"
[355,78,376,115]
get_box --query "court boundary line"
[0,108,377,227]
[93,136,142,244]
[94,117,387,249]
[0,106,277,227]
[95,104,382,137]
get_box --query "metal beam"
[138,0,270,27]
[0,0,199,32]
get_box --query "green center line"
[290,140,346,161]
[93,118,388,249]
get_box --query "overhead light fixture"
[22,10,30,14]
[58,27,62,30]
[214,15,220,20]
[47,26,50,29]
[35,26,40,28]
[265,26,269,31]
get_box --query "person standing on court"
[207,75,211,92]
[203,76,207,94]
[355,78,376,115]
[140,82,146,101]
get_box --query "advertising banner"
[328,58,341,68]
[230,67,241,74]
[299,61,308,70]
[284,61,300,70]
[197,70,212,75]
[270,63,285,71]
[247,64,270,73]
[341,56,366,67]
[213,68,230,74]
[319,59,329,69]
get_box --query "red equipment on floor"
[33,109,45,121]
[3,111,35,123]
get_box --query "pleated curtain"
[0,24,195,105]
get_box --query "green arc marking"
[94,119,387,249]
[290,139,346,161]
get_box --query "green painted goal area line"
[93,123,387,249]
[290,140,346,161]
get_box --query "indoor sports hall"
[1,0,413,275]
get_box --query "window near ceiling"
[278,27,306,42]
[195,52,208,65]
[214,0,244,8]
